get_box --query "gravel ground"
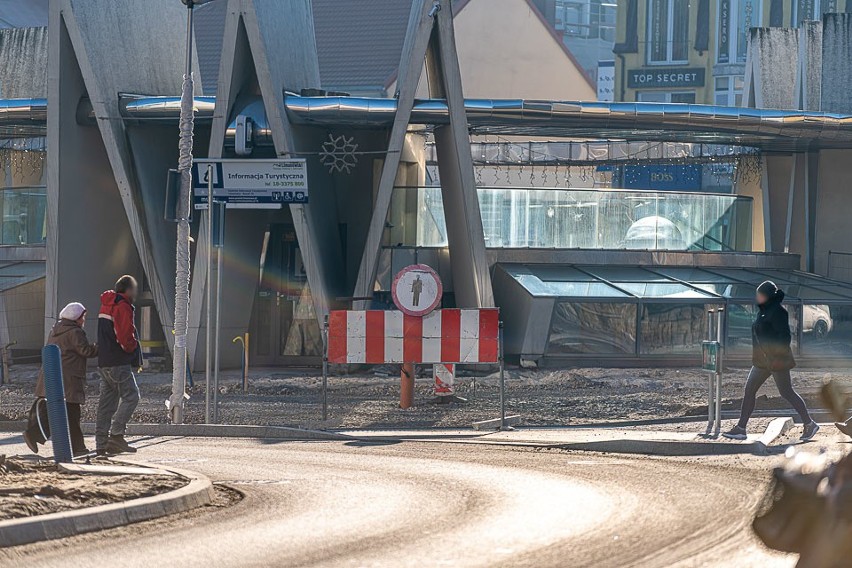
[1,364,849,430]
[0,456,186,521]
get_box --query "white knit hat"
[59,302,87,321]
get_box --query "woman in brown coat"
[23,302,98,456]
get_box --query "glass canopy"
[497,264,852,361]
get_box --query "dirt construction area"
[0,456,187,522]
[2,364,850,430]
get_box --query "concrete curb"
[0,464,214,548]
[344,418,799,457]
[0,421,353,441]
[757,417,795,448]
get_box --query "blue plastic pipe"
[41,344,73,463]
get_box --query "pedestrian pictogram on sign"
[391,264,442,317]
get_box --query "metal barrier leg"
[714,372,722,437]
[322,316,329,421]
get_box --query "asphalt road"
[0,436,794,568]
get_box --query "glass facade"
[0,186,46,245]
[400,186,752,252]
[497,264,852,362]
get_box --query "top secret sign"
[627,67,706,89]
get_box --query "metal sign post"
[702,308,724,437]
[212,200,225,423]
[205,164,213,424]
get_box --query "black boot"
[105,435,137,454]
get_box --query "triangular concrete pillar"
[47,0,191,341]
[353,0,494,310]
[188,0,342,367]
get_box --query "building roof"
[0,0,48,29]
[194,0,412,96]
[194,0,591,96]
[311,0,412,95]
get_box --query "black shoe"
[835,421,852,438]
[22,431,39,454]
[105,435,137,454]
[722,426,748,440]
[801,422,820,441]
[73,448,91,458]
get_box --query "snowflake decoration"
[319,134,358,174]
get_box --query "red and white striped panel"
[327,309,499,364]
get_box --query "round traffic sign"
[391,264,442,317]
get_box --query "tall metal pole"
[205,165,213,424]
[168,0,196,424]
[213,234,223,423]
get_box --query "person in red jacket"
[96,275,142,456]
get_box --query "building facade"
[532,0,618,85]
[614,0,852,105]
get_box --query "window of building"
[717,0,761,64]
[647,0,690,64]
[714,75,745,106]
[794,0,839,26]
[636,91,696,103]
[555,1,617,41]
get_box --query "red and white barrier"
[327,308,499,364]
[434,363,455,396]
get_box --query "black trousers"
[25,398,86,454]
[737,366,812,428]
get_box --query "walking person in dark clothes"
[23,302,98,456]
[723,281,820,441]
[96,275,143,456]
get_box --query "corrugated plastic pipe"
[41,344,73,464]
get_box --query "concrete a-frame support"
[188,0,341,367]
[47,0,191,340]
[353,0,494,309]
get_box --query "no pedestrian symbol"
[391,264,442,317]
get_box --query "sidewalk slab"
[0,421,353,442]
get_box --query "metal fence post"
[498,320,506,430]
[714,308,724,437]
[322,315,329,421]
[705,308,716,436]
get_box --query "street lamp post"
[168,0,203,423]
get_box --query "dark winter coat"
[35,319,99,404]
[752,290,796,371]
[97,290,142,368]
